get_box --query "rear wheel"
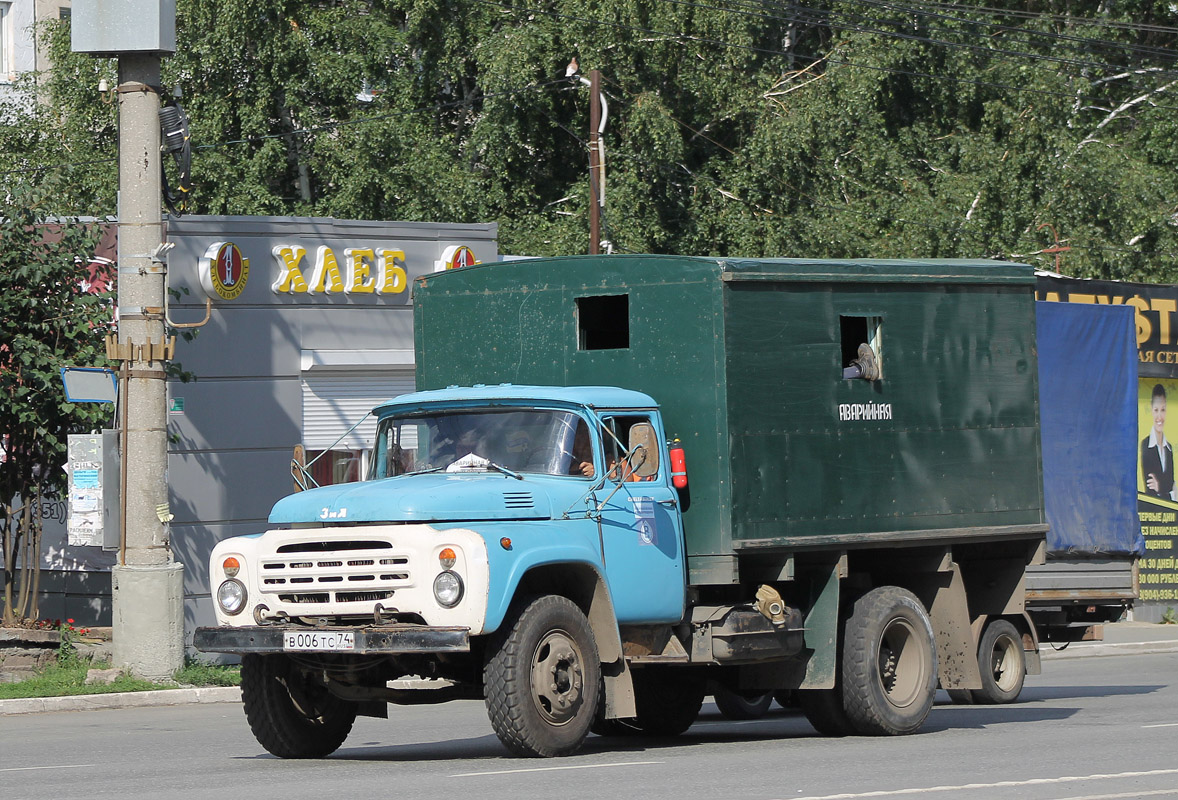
[713,685,773,720]
[972,619,1026,704]
[630,667,706,736]
[841,586,937,736]
[484,595,601,757]
[240,654,357,758]
[797,685,855,736]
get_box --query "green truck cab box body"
[415,254,1046,586]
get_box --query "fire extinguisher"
[668,438,688,489]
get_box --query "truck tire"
[630,667,706,736]
[946,688,975,705]
[484,595,601,757]
[797,686,855,736]
[240,653,357,758]
[972,619,1026,704]
[712,685,773,720]
[841,586,937,736]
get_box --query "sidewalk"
[2,623,1176,716]
[1039,621,1178,660]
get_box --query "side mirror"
[628,422,659,478]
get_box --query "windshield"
[369,408,593,479]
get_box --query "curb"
[0,686,241,715]
[1039,640,1178,660]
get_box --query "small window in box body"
[577,294,629,350]
[839,315,883,379]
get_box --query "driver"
[569,421,595,478]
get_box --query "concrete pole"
[588,69,601,256]
[111,53,185,681]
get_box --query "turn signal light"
[439,548,457,568]
[223,557,240,577]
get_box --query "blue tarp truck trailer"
[1031,301,1143,642]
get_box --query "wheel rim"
[876,617,927,709]
[989,632,1021,692]
[529,628,586,726]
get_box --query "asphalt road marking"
[0,765,95,773]
[1142,722,1178,728]
[1048,791,1178,800]
[779,768,1178,800]
[451,760,662,777]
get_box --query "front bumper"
[193,624,470,655]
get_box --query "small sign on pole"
[60,367,118,404]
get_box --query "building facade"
[0,0,71,101]
[35,215,498,636]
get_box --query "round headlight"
[432,571,464,608]
[217,579,247,615]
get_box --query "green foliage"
[4,2,1178,277]
[1162,607,1177,625]
[0,176,114,624]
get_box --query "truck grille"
[260,539,411,604]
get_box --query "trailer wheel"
[630,667,706,736]
[484,595,601,757]
[841,586,937,736]
[713,685,773,720]
[240,654,357,758]
[797,685,855,736]
[972,619,1026,704]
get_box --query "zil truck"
[195,255,1049,758]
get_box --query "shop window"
[306,448,366,486]
[577,294,629,350]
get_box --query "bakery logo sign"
[199,242,250,301]
[838,402,893,422]
[270,243,482,296]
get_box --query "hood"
[268,473,574,524]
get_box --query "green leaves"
[4,2,1178,273]
[0,177,112,509]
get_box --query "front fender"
[442,519,607,635]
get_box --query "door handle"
[657,497,678,508]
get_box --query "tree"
[4,2,1178,278]
[0,177,113,625]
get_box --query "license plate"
[283,630,356,652]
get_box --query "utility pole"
[72,2,183,681]
[588,69,602,256]
[111,53,184,681]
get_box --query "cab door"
[594,412,686,624]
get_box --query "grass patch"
[0,661,158,699]
[174,658,242,688]
[0,653,241,700]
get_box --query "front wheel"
[484,595,601,757]
[240,654,358,758]
[972,619,1026,704]
[841,586,938,736]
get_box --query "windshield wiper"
[485,461,525,480]
[402,465,447,477]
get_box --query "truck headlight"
[433,571,464,607]
[217,579,247,616]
